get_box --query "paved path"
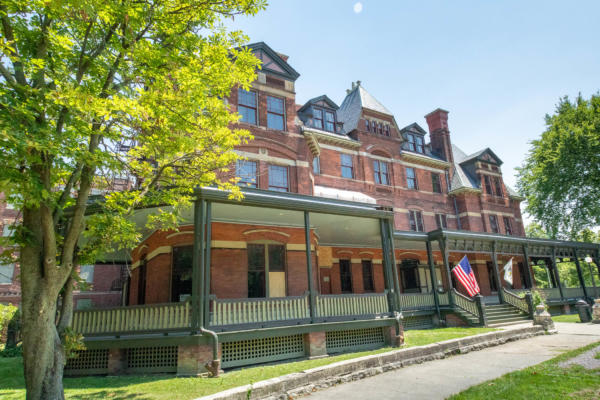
[308,322,600,400]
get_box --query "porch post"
[304,211,316,322]
[426,240,441,320]
[438,236,454,307]
[203,202,212,328]
[491,241,504,303]
[551,247,564,299]
[192,198,206,332]
[380,219,396,312]
[386,219,401,305]
[522,245,534,289]
[573,250,589,300]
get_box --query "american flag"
[452,256,480,297]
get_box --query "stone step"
[486,316,530,325]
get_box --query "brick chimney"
[424,108,453,165]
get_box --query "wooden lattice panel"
[403,315,434,330]
[64,349,109,376]
[127,346,178,373]
[326,327,385,353]
[222,334,305,368]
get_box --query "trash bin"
[576,299,592,322]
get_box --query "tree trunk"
[20,207,68,400]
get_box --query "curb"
[196,326,545,400]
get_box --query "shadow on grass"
[67,390,152,400]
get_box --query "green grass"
[449,341,600,400]
[0,327,494,400]
[552,313,582,323]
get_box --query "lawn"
[0,327,495,400]
[449,341,600,400]
[552,313,582,323]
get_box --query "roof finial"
[356,80,361,87]
[351,81,356,90]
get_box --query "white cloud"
[353,2,363,14]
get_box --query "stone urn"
[533,304,555,332]
[592,299,600,324]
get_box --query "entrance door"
[247,243,286,298]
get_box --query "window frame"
[406,167,418,190]
[435,213,447,229]
[361,260,375,292]
[493,177,503,197]
[266,95,286,131]
[236,160,258,188]
[483,175,493,195]
[313,156,320,175]
[340,153,354,179]
[313,108,324,130]
[503,217,513,235]
[324,110,335,132]
[373,160,390,185]
[406,133,416,151]
[489,215,499,233]
[365,119,370,132]
[237,88,258,125]
[415,135,425,153]
[431,172,442,193]
[409,210,425,232]
[339,259,353,293]
[268,164,289,192]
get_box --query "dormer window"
[406,133,425,154]
[312,106,336,132]
[314,109,324,130]
[324,111,335,132]
[415,136,424,153]
[407,134,415,151]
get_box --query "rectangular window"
[435,214,447,229]
[268,164,288,192]
[171,246,193,302]
[431,173,442,193]
[238,88,257,125]
[80,265,95,284]
[407,134,416,151]
[483,175,493,195]
[400,259,420,292]
[503,217,513,235]
[362,260,374,292]
[384,124,390,136]
[137,261,147,304]
[493,177,503,197]
[365,120,370,132]
[267,96,285,130]
[373,160,389,185]
[339,259,352,293]
[325,111,335,132]
[487,262,498,292]
[236,160,257,188]
[341,154,354,179]
[313,156,320,175]
[378,122,383,135]
[313,108,323,130]
[247,244,266,298]
[489,215,499,233]
[0,263,14,284]
[415,135,424,153]
[409,210,424,232]
[406,167,418,190]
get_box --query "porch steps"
[484,304,530,328]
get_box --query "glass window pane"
[267,96,284,113]
[267,113,284,130]
[79,265,94,283]
[172,246,193,302]
[268,244,285,272]
[313,156,320,174]
[238,88,256,107]
[0,263,14,284]
[239,105,256,124]
[268,165,288,192]
[313,108,323,120]
[236,160,257,187]
[340,260,352,293]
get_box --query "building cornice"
[302,127,361,151]
[400,151,450,169]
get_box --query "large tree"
[0,1,264,398]
[517,93,600,240]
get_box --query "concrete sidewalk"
[307,322,600,400]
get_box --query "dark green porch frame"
[191,187,398,329]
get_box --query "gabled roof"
[337,83,394,132]
[245,42,300,81]
[399,122,427,135]
[460,147,503,166]
[297,95,339,113]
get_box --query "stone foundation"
[177,343,221,376]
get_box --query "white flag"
[503,258,513,286]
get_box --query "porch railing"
[315,291,388,318]
[537,287,562,300]
[562,287,585,299]
[451,289,480,319]
[502,288,529,314]
[72,301,191,335]
[438,291,450,306]
[397,292,436,310]
[209,293,310,327]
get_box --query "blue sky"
[227,1,599,198]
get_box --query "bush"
[531,289,547,309]
[0,343,22,357]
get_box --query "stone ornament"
[592,299,600,324]
[533,304,556,332]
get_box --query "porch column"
[573,250,589,300]
[304,211,316,322]
[386,219,401,306]
[380,219,396,312]
[551,247,565,299]
[426,240,441,320]
[491,241,504,303]
[593,249,600,283]
[192,198,206,331]
[522,245,534,289]
[438,236,453,307]
[203,202,212,328]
